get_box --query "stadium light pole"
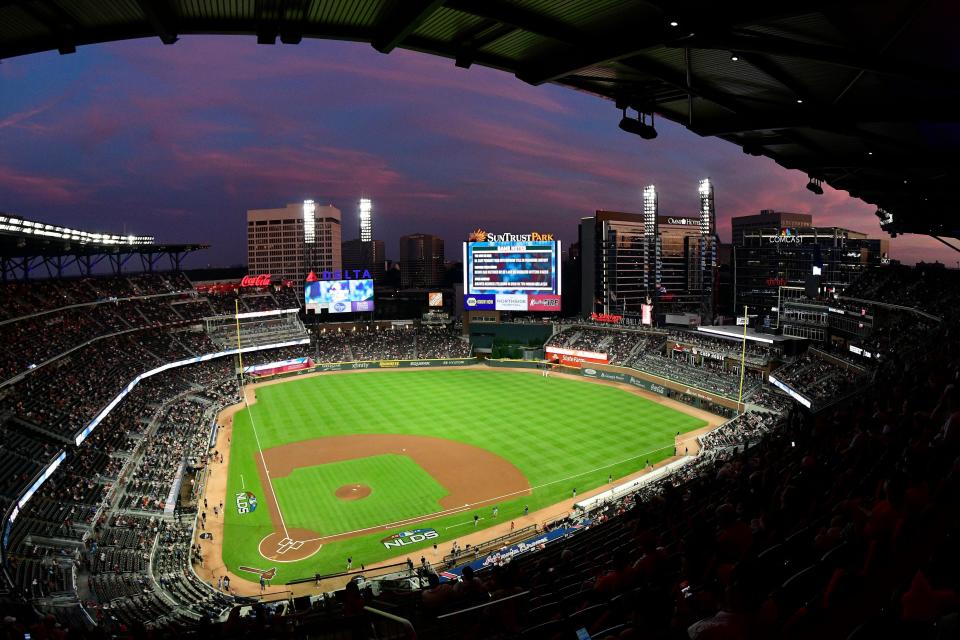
[737,305,748,413]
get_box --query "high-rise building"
[580,180,718,320]
[733,225,888,330]
[359,198,373,242]
[399,234,444,288]
[579,210,652,316]
[246,201,341,282]
[731,210,812,246]
[342,238,386,280]
[657,214,715,315]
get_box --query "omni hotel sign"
[658,217,699,226]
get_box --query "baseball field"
[219,368,707,582]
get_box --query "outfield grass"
[222,368,706,580]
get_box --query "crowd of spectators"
[773,352,865,407]
[698,411,779,451]
[416,325,471,359]
[345,326,417,360]
[546,325,767,400]
[0,276,304,382]
[667,332,772,366]
[843,263,960,318]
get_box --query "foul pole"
[737,305,748,412]
[235,299,246,388]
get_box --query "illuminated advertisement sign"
[591,312,623,324]
[528,294,561,311]
[464,294,496,310]
[468,229,554,242]
[428,292,443,307]
[241,274,272,287]
[463,237,561,311]
[546,346,608,367]
[659,217,699,226]
[641,304,653,326]
[304,279,374,312]
[494,293,529,311]
[769,228,802,244]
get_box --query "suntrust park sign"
[468,228,554,242]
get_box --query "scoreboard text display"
[463,240,561,312]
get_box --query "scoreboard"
[463,240,561,312]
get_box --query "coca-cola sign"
[241,274,272,287]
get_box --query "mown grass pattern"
[222,369,705,579]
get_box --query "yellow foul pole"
[235,299,246,390]
[737,305,748,413]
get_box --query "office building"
[246,201,341,282]
[579,210,652,316]
[734,225,889,331]
[731,210,813,246]
[399,233,444,288]
[579,180,718,320]
[342,238,386,280]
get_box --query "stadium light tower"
[643,185,659,311]
[359,198,372,242]
[303,199,317,278]
[698,178,717,322]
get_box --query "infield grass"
[222,368,706,580]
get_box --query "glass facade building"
[733,226,888,329]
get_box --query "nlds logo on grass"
[380,528,439,549]
[236,491,257,514]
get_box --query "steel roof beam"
[372,0,446,54]
[133,0,178,45]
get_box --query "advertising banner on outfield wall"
[581,368,668,396]
[545,346,608,368]
[315,358,478,372]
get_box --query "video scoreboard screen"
[304,279,374,313]
[463,240,561,312]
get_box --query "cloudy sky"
[0,36,954,267]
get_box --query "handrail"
[435,589,531,620]
[364,606,418,639]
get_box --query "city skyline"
[1,37,955,268]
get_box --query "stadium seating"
[2,265,958,639]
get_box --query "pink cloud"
[114,38,571,115]
[0,165,84,204]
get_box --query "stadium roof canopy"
[0,213,208,278]
[2,0,959,240]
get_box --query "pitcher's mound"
[335,484,371,500]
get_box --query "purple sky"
[0,36,955,268]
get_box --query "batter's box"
[276,538,305,554]
[258,532,324,563]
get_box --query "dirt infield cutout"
[335,484,372,500]
[253,434,531,561]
